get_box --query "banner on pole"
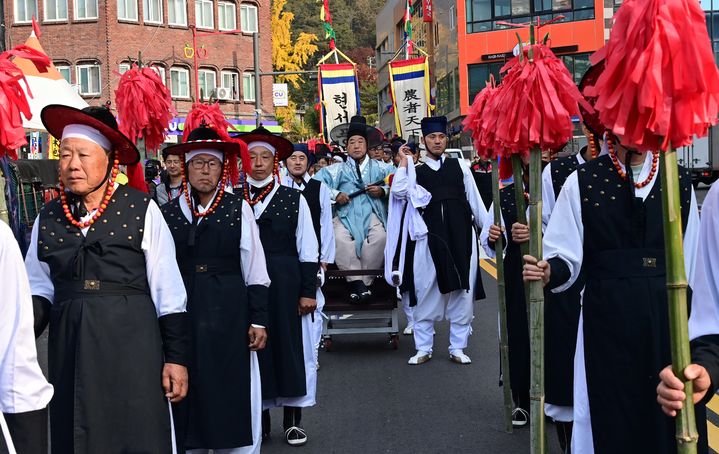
[389,57,431,140]
[422,0,433,22]
[318,63,360,142]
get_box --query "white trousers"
[333,215,386,285]
[187,352,262,454]
[571,310,594,453]
[401,293,415,326]
[263,313,317,409]
[412,233,477,354]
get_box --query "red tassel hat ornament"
[115,63,176,153]
[0,45,51,159]
[586,0,719,152]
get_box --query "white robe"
[0,222,54,452]
[389,158,488,354]
[542,153,706,453]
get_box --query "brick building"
[4,0,279,155]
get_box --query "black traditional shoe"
[512,407,529,427]
[285,426,308,446]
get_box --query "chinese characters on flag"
[389,57,431,140]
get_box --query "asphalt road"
[263,269,560,454]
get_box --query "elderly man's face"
[286,151,309,178]
[187,153,223,194]
[346,135,367,161]
[59,137,110,195]
[249,146,275,181]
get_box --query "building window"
[560,53,591,84]
[119,63,131,74]
[467,62,503,102]
[218,1,236,30]
[77,64,101,95]
[465,0,593,33]
[170,67,190,98]
[74,0,98,19]
[168,0,187,25]
[240,4,257,33]
[198,69,217,100]
[195,0,214,29]
[220,70,239,100]
[14,0,37,23]
[242,73,255,101]
[143,0,162,22]
[152,66,167,85]
[117,0,137,20]
[56,65,71,83]
[45,0,68,20]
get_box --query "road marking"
[480,259,497,280]
[709,395,719,453]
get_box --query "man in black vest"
[283,143,336,367]
[160,126,270,453]
[390,116,487,366]
[522,135,715,452]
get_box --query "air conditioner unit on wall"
[216,87,233,101]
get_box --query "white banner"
[319,64,360,142]
[393,77,428,141]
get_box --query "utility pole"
[253,32,262,127]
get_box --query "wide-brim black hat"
[579,58,607,138]
[329,115,384,149]
[163,126,240,159]
[233,126,293,161]
[41,105,140,165]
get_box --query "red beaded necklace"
[607,137,659,189]
[243,155,280,206]
[60,159,119,229]
[181,159,229,218]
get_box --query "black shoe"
[262,409,271,441]
[349,281,364,304]
[285,426,308,446]
[512,407,529,427]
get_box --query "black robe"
[255,186,316,400]
[544,155,583,408]
[162,193,268,449]
[36,186,179,453]
[497,184,530,411]
[549,155,708,453]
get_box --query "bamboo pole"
[659,149,698,454]
[493,157,513,434]
[528,148,545,454]
[511,155,530,323]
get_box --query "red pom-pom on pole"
[586,0,719,151]
[115,63,176,153]
[0,45,50,159]
[462,75,498,161]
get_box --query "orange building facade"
[456,0,613,117]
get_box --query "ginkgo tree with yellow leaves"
[272,0,319,140]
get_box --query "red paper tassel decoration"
[462,75,498,161]
[481,44,590,157]
[586,0,719,151]
[0,45,51,159]
[115,63,176,152]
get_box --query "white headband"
[62,124,112,151]
[247,141,276,154]
[185,149,224,163]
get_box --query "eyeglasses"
[188,158,222,170]
[165,160,181,166]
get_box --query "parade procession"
[5,0,719,452]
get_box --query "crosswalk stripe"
[480,259,497,280]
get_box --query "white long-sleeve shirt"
[282,173,336,264]
[25,189,187,318]
[0,221,54,414]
